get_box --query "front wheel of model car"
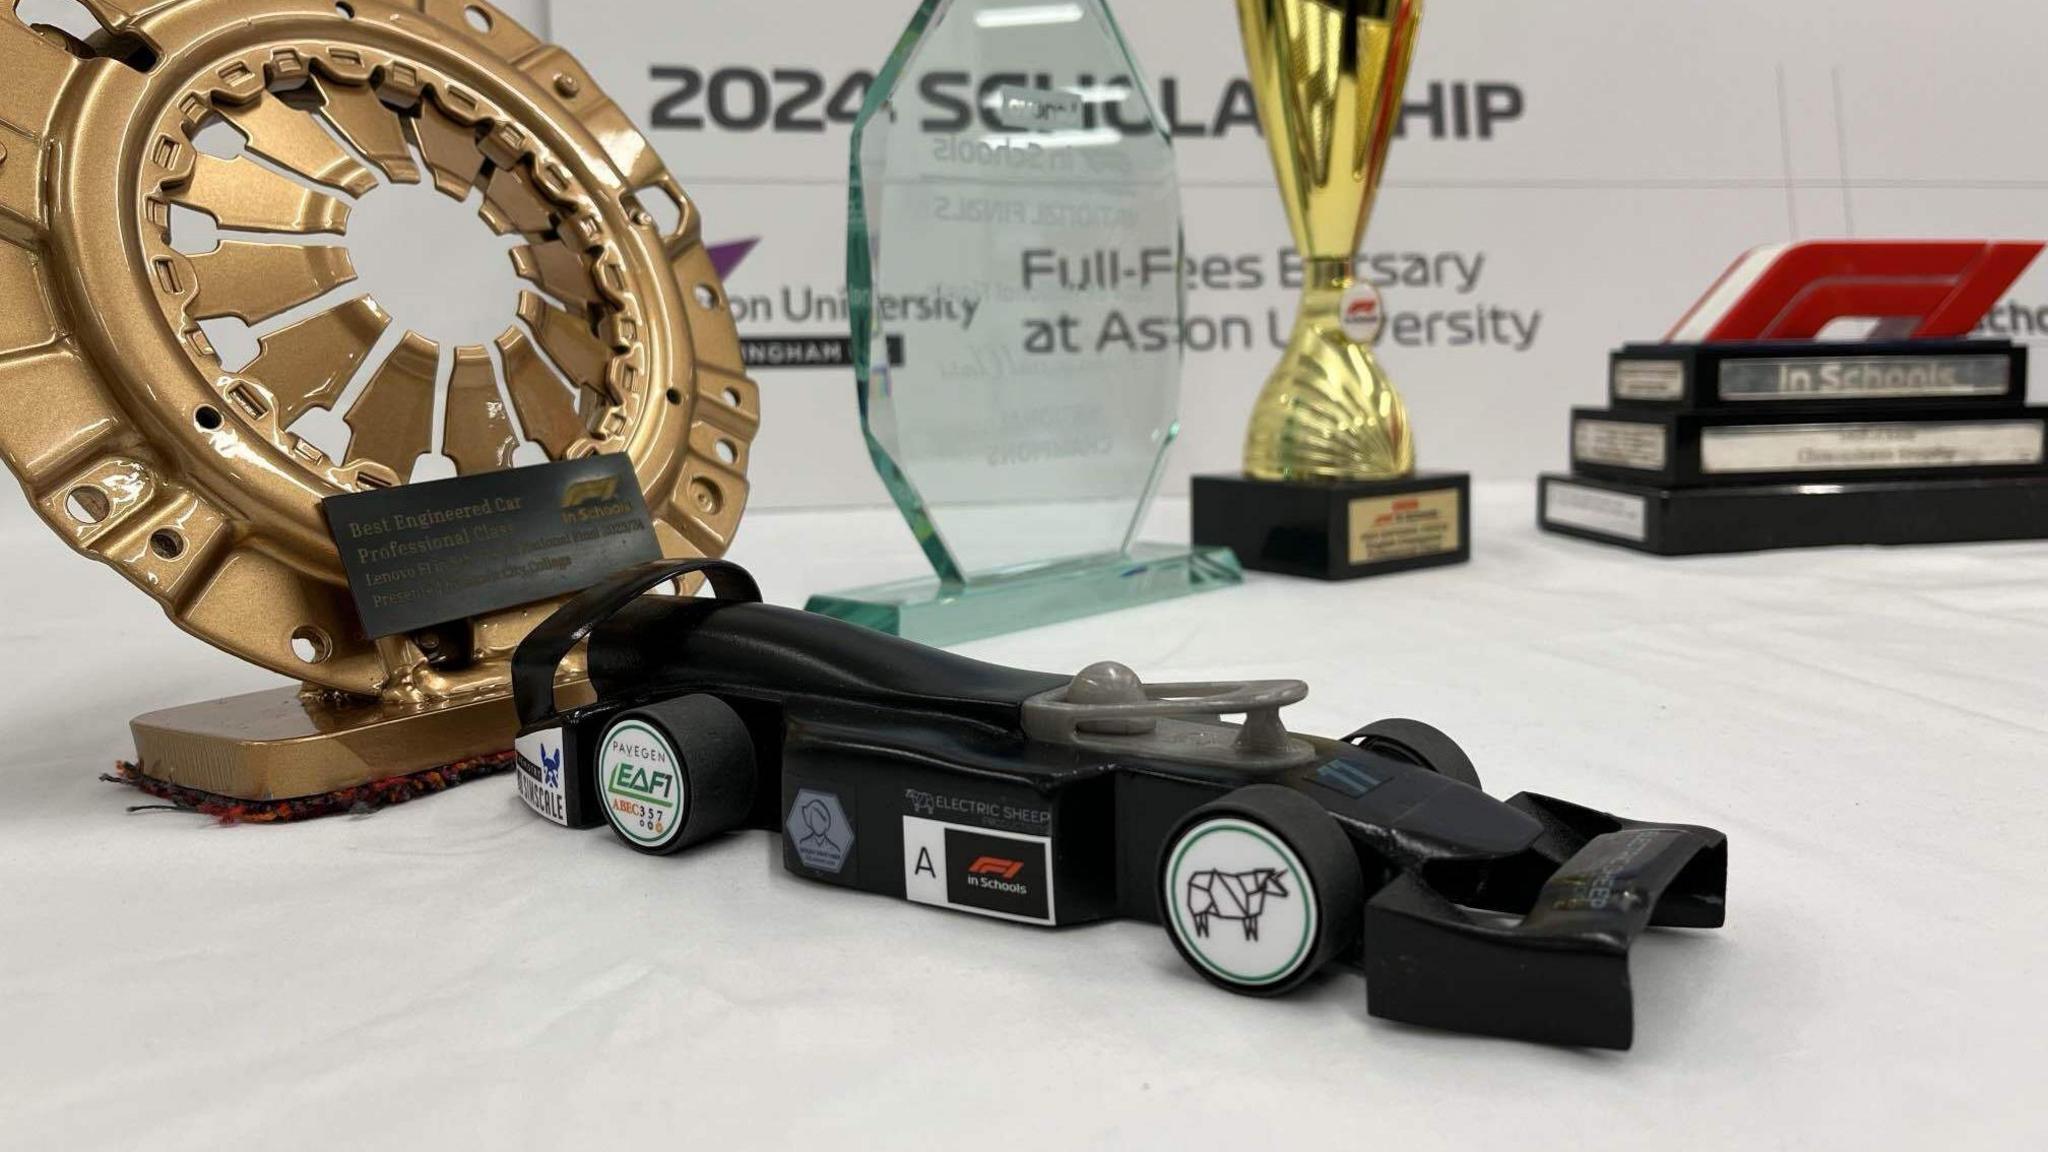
[1344,718,1481,790]
[595,694,757,856]
[1158,785,1364,997]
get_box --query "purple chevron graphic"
[708,238,760,281]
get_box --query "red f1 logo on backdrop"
[1667,240,2044,343]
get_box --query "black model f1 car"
[512,560,1727,1049]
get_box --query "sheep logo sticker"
[1165,818,1317,988]
[1186,868,1290,941]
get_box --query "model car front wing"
[1363,793,1727,1049]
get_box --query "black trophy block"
[1540,472,2048,556]
[1192,471,1472,581]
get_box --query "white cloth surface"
[1,483,2043,1150]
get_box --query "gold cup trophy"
[1192,0,1470,580]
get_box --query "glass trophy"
[804,0,1242,646]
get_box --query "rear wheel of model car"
[1344,718,1481,789]
[596,695,757,856]
[1158,786,1364,997]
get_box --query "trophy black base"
[1192,471,1472,581]
[1539,472,2048,556]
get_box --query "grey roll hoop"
[1022,661,1318,772]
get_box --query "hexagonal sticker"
[786,788,853,874]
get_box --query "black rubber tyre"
[1157,785,1364,997]
[1344,718,1481,790]
[594,694,756,856]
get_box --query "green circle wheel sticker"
[1166,817,1316,987]
[599,719,687,848]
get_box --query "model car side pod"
[510,558,1730,1050]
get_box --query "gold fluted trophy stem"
[1237,0,1423,483]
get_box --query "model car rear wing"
[513,558,762,728]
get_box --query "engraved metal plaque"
[1543,479,1649,543]
[1346,488,1462,565]
[1699,420,2046,475]
[1573,419,1670,471]
[324,455,660,637]
[1718,355,2012,402]
[1613,360,1687,402]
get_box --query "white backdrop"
[536,0,2048,511]
[1,0,2043,548]
[4,7,2047,1146]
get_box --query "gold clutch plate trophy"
[0,0,756,806]
[1191,0,1470,580]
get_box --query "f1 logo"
[967,856,1024,881]
[1667,240,2044,343]
[1339,283,1386,345]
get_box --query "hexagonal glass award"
[805,0,1241,645]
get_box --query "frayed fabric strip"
[104,752,517,824]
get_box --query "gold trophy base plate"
[129,686,533,802]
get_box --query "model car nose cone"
[1070,661,1157,735]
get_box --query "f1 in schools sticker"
[902,817,1055,925]
[599,719,686,848]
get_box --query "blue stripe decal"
[1316,759,1385,799]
